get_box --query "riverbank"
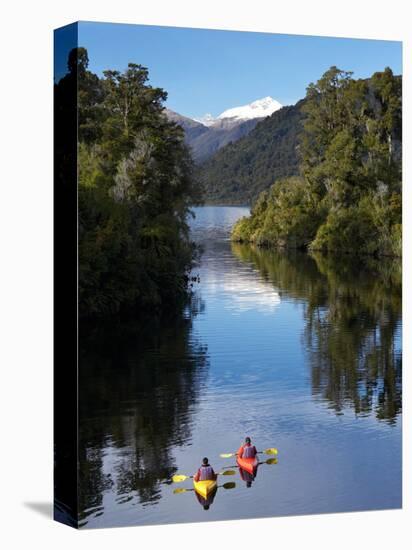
[230,180,402,259]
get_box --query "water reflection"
[77,207,402,528]
[231,244,402,424]
[239,465,258,488]
[79,306,209,525]
[194,487,218,510]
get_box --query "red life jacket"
[242,444,257,458]
[199,465,214,480]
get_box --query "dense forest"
[197,102,304,204]
[232,67,402,257]
[55,48,200,317]
[55,54,402,321]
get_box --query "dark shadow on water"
[78,303,209,521]
[24,501,53,519]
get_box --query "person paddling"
[194,457,217,483]
[237,437,258,459]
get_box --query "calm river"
[78,206,402,528]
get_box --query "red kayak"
[237,456,259,474]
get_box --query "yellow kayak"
[193,479,217,499]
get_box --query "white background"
[0,0,410,548]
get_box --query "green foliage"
[232,177,324,248]
[56,48,200,317]
[310,191,402,257]
[197,102,304,205]
[77,48,105,144]
[232,67,402,258]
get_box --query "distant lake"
[78,206,402,528]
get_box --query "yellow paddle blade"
[172,474,188,483]
[220,453,235,458]
[221,469,236,476]
[264,448,278,455]
[173,488,188,494]
[266,458,278,465]
[222,482,236,489]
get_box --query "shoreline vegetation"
[59,48,402,318]
[231,67,402,259]
[55,48,202,317]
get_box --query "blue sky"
[67,22,402,119]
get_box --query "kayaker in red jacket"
[237,437,258,459]
[194,457,217,482]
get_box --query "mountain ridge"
[195,96,282,126]
[196,100,305,205]
[165,96,283,162]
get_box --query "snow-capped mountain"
[217,96,282,121]
[196,113,216,127]
[165,96,284,162]
[195,97,282,126]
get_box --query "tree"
[58,48,202,317]
[232,66,402,258]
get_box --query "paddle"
[263,457,278,465]
[172,470,236,483]
[173,482,236,494]
[220,447,278,458]
[223,457,278,470]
